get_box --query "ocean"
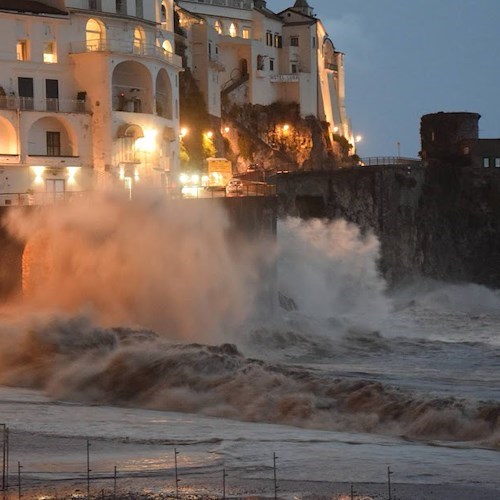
[0,195,499,499]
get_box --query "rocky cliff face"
[274,163,500,287]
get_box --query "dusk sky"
[270,0,500,158]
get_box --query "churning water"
[0,193,499,497]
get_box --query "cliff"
[274,163,500,287]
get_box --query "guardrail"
[361,156,421,166]
[0,191,91,207]
[70,40,182,67]
[182,0,252,9]
[0,96,88,113]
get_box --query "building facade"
[0,0,182,205]
[176,0,353,145]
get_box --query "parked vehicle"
[226,178,244,195]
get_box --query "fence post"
[273,452,278,500]
[387,466,393,500]
[113,465,117,499]
[17,461,22,500]
[222,467,228,499]
[174,448,180,500]
[87,440,91,500]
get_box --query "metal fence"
[0,96,88,113]
[361,156,421,167]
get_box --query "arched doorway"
[27,116,77,157]
[156,69,172,119]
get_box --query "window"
[270,58,274,71]
[495,158,500,168]
[16,40,29,61]
[290,36,299,47]
[229,22,237,38]
[483,157,490,168]
[242,27,250,39]
[266,31,273,46]
[47,131,61,156]
[18,77,34,110]
[161,3,167,25]
[89,0,101,9]
[257,55,264,71]
[133,26,145,53]
[291,63,298,73]
[312,36,316,48]
[136,0,143,18]
[214,20,222,35]
[86,18,105,51]
[116,0,126,15]
[274,33,282,48]
[45,79,59,111]
[43,41,57,63]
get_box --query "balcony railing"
[181,0,252,9]
[0,96,88,113]
[70,39,182,67]
[325,62,338,71]
[270,74,300,83]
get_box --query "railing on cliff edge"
[361,156,422,166]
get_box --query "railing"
[70,39,183,67]
[325,62,338,71]
[361,156,422,166]
[270,74,300,83]
[181,0,252,9]
[0,96,88,113]
[0,191,91,207]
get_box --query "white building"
[176,0,353,146]
[0,0,182,205]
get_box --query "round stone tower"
[420,112,480,160]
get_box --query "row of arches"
[85,18,173,54]
[0,116,78,156]
[213,19,249,39]
[112,61,174,119]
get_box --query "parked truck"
[205,158,233,189]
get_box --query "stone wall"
[274,164,500,287]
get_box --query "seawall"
[274,164,500,287]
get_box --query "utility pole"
[174,448,180,500]
[387,466,393,500]
[87,440,91,500]
[397,141,401,158]
[113,465,117,499]
[273,452,278,500]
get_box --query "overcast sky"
[270,0,500,158]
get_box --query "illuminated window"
[16,40,28,61]
[162,40,173,53]
[495,158,500,168]
[134,26,145,53]
[86,18,105,51]
[483,157,490,168]
[274,33,282,48]
[242,27,250,39]
[290,36,299,47]
[43,41,57,63]
[214,20,222,35]
[229,22,237,38]
[266,31,272,46]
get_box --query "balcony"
[0,96,88,113]
[270,74,300,83]
[70,39,182,68]
[181,0,252,9]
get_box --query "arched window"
[229,22,238,38]
[86,18,105,51]
[161,2,168,26]
[134,26,145,53]
[214,20,223,35]
[162,40,173,53]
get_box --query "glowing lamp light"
[283,124,290,132]
[179,173,189,185]
[205,131,214,139]
[119,166,125,181]
[223,126,230,133]
[355,135,363,143]
[31,166,46,185]
[191,174,200,185]
[180,127,188,138]
[333,126,339,133]
[135,129,158,152]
